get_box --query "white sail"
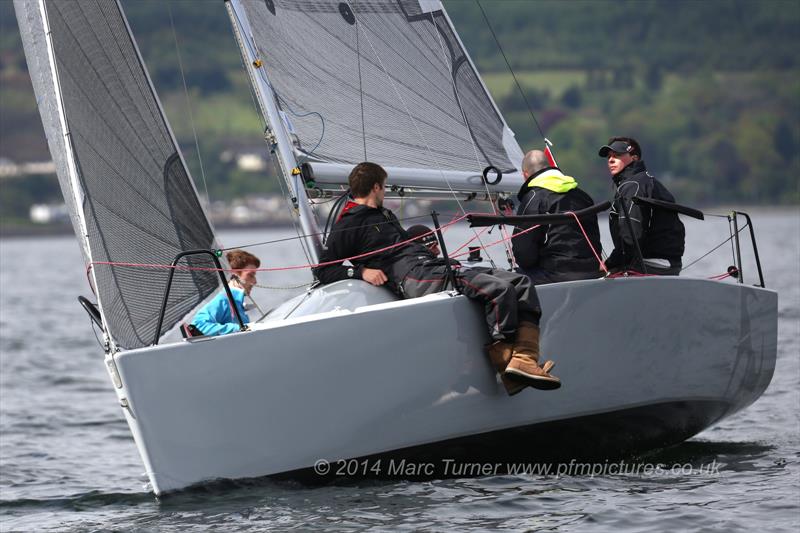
[228,0,525,193]
[14,0,221,350]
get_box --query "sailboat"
[14,0,777,495]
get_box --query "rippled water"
[1,208,798,532]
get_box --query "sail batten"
[15,0,220,350]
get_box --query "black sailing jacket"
[313,203,435,292]
[512,168,603,274]
[607,160,685,269]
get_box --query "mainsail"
[14,0,220,350]
[229,0,525,192]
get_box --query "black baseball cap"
[407,225,437,246]
[598,140,634,157]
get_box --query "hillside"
[1,0,798,223]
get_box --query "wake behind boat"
[14,0,777,495]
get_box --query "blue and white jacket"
[191,287,249,336]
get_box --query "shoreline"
[1,205,796,240]
[0,221,296,239]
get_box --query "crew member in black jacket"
[599,137,685,275]
[314,162,561,394]
[513,150,603,284]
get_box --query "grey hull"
[112,276,777,494]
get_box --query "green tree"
[644,64,663,92]
[773,119,797,163]
[561,85,583,109]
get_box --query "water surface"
[1,208,798,531]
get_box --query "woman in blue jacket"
[191,249,260,336]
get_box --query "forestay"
[234,0,525,191]
[14,0,219,350]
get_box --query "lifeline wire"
[448,226,491,256]
[220,212,437,252]
[89,213,737,285]
[682,221,749,272]
[451,222,541,259]
[90,213,470,274]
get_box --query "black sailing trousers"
[399,264,542,342]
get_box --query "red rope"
[499,203,516,268]
[568,211,608,274]
[451,223,542,258]
[449,226,490,256]
[89,213,469,274]
[708,272,733,280]
[85,207,736,286]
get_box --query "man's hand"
[361,267,388,286]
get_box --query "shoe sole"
[505,368,562,391]
[504,383,527,396]
[500,374,526,396]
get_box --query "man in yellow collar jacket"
[512,150,603,284]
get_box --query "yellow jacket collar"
[528,168,578,193]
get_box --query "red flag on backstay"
[544,145,558,168]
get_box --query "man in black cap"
[598,136,685,275]
[406,224,440,257]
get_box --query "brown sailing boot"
[486,341,527,396]
[505,322,562,390]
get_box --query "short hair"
[607,136,642,158]
[521,150,550,176]
[348,162,387,198]
[226,249,260,270]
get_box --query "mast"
[225,0,322,264]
